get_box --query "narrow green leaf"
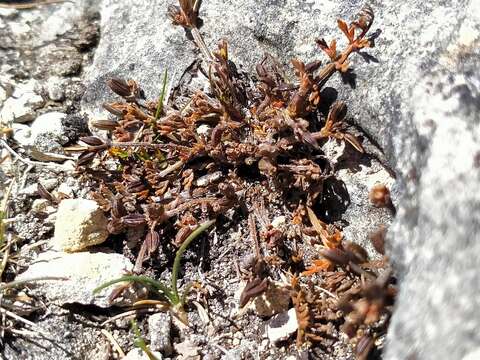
[154,69,168,120]
[171,219,216,303]
[131,320,160,360]
[93,275,176,305]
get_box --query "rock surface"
[15,250,134,307]
[0,80,45,123]
[80,0,480,359]
[123,348,164,360]
[148,312,173,355]
[53,198,109,252]
[266,308,298,344]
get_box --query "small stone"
[148,312,172,355]
[271,216,286,228]
[174,340,200,359]
[266,308,298,344]
[30,112,68,145]
[20,178,58,196]
[0,89,44,123]
[46,77,65,101]
[196,124,212,137]
[53,199,108,252]
[123,348,163,360]
[463,348,480,360]
[31,199,50,213]
[56,182,75,198]
[15,251,134,307]
[0,8,17,18]
[12,123,33,147]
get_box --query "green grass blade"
[131,320,160,360]
[154,69,168,120]
[93,275,175,304]
[171,219,215,302]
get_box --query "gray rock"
[0,81,45,123]
[53,198,109,252]
[80,0,480,359]
[123,348,163,360]
[61,113,89,142]
[15,250,134,307]
[36,44,83,77]
[148,312,173,355]
[12,123,33,147]
[0,8,18,19]
[30,112,69,145]
[266,308,298,344]
[31,199,55,214]
[46,76,66,101]
[19,178,58,196]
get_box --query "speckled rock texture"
[16,250,135,307]
[81,0,480,359]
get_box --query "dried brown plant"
[76,2,395,357]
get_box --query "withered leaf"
[239,278,268,308]
[305,60,322,73]
[316,38,329,51]
[291,58,305,73]
[37,183,56,203]
[328,101,347,123]
[318,248,350,265]
[306,206,327,238]
[343,133,365,153]
[337,19,350,39]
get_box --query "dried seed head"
[103,103,125,117]
[122,213,146,227]
[369,184,391,207]
[239,278,268,308]
[354,4,374,35]
[356,334,374,360]
[77,151,96,166]
[111,197,127,218]
[91,119,119,131]
[145,231,160,255]
[174,226,193,246]
[107,78,132,98]
[107,217,124,234]
[80,136,104,146]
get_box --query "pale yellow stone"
[53,199,108,252]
